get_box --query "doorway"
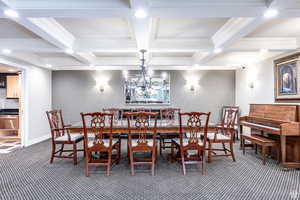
[0,64,23,153]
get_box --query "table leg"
[239,125,243,149]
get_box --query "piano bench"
[241,134,280,165]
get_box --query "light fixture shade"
[264,9,278,18]
[4,9,19,18]
[134,9,147,18]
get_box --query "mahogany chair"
[171,112,211,175]
[207,107,238,162]
[125,112,158,176]
[81,112,121,176]
[219,106,240,140]
[159,108,180,156]
[46,110,84,165]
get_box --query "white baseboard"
[25,134,51,147]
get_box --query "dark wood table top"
[68,120,217,133]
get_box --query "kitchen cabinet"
[6,75,20,98]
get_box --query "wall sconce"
[185,78,199,92]
[190,85,195,92]
[99,85,105,93]
[248,81,254,89]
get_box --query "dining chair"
[171,112,211,175]
[159,108,180,156]
[81,112,121,176]
[125,111,158,176]
[220,106,240,141]
[207,107,238,162]
[46,109,84,165]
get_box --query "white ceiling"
[0,0,300,70]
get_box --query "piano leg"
[280,135,286,167]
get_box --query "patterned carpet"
[0,139,299,200]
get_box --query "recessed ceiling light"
[260,49,269,53]
[161,72,167,79]
[46,64,52,68]
[1,49,12,54]
[263,9,278,18]
[8,69,16,72]
[65,49,74,54]
[4,9,19,18]
[213,48,223,54]
[134,9,147,18]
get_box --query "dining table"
[68,120,218,134]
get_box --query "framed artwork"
[274,54,300,101]
[124,74,170,105]
[0,76,6,88]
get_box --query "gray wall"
[52,70,235,124]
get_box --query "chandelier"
[138,49,152,91]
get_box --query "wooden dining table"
[68,120,218,134]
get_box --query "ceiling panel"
[155,18,228,39]
[151,52,193,57]
[56,18,132,39]
[248,18,300,37]
[0,19,40,39]
[94,52,138,57]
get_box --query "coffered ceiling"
[0,0,299,70]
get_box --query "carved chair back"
[46,109,69,141]
[125,112,158,149]
[103,108,123,125]
[222,106,239,127]
[219,107,239,138]
[160,108,180,125]
[179,112,211,149]
[81,112,114,152]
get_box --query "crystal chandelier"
[138,49,152,91]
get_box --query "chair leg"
[242,137,245,155]
[106,152,112,176]
[73,143,77,165]
[181,149,186,175]
[129,150,135,176]
[59,144,64,156]
[202,150,206,175]
[230,142,236,162]
[83,140,86,158]
[222,143,227,154]
[159,137,162,156]
[151,147,156,176]
[85,152,90,177]
[50,143,56,164]
[255,144,258,154]
[208,142,212,163]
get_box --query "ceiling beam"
[129,0,152,51]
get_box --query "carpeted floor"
[0,139,299,200]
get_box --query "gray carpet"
[0,139,299,200]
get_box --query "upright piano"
[240,104,300,168]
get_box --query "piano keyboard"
[241,121,280,131]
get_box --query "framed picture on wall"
[274,53,300,102]
[0,76,6,88]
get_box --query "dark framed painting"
[0,76,6,88]
[124,74,170,105]
[274,54,300,101]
